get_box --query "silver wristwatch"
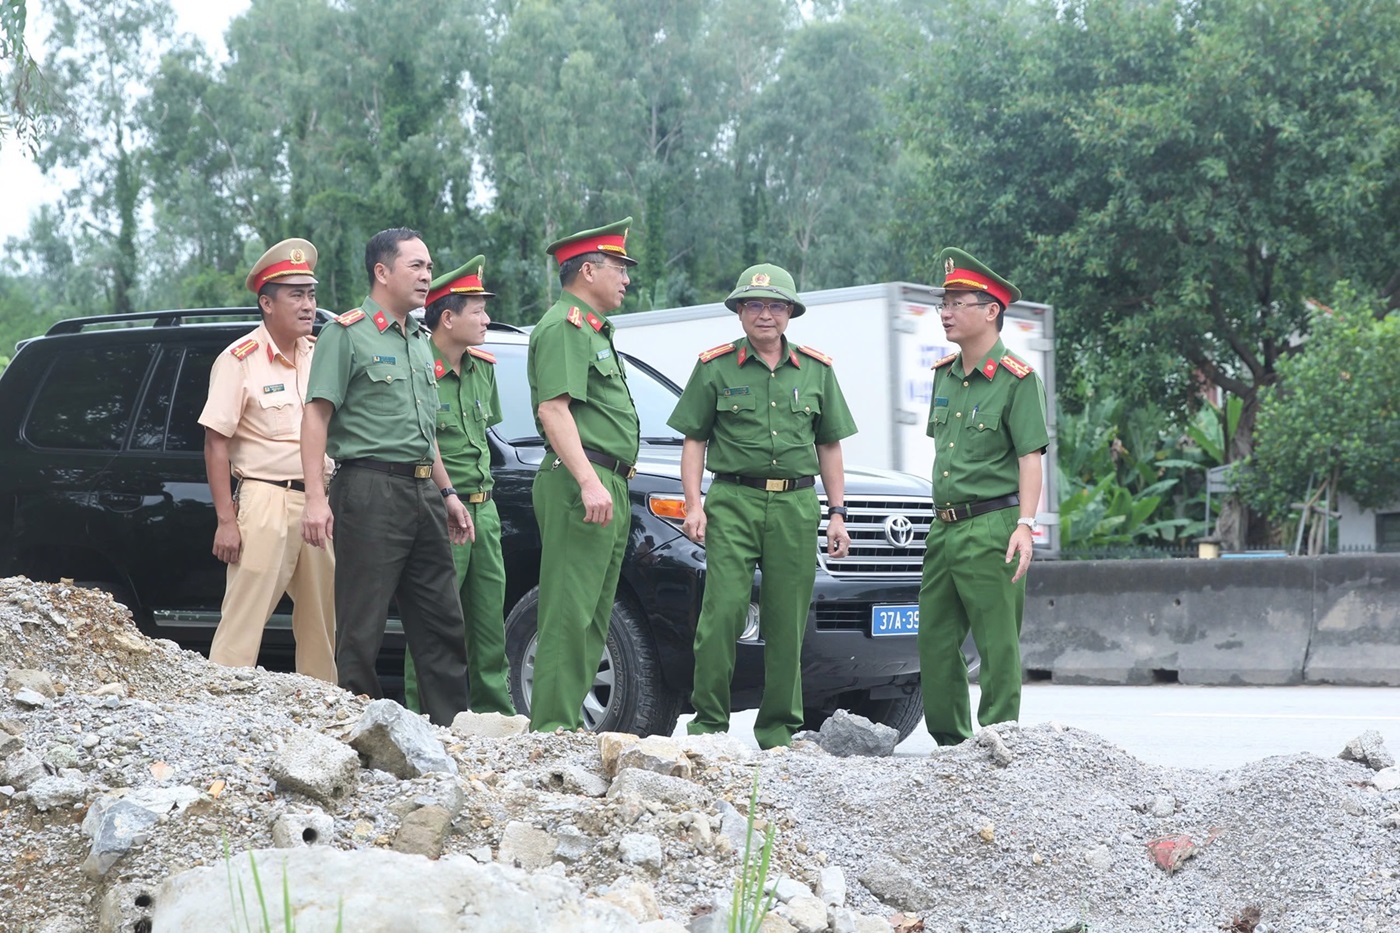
[1016,517,1038,531]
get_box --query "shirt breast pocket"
[590,353,621,379]
[363,363,403,416]
[254,393,298,439]
[717,394,757,417]
[790,394,821,417]
[927,405,949,438]
[966,409,1004,460]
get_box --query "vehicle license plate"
[871,604,919,637]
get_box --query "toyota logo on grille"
[884,515,914,548]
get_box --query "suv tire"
[504,585,684,738]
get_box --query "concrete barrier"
[1020,554,1400,686]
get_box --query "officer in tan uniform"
[198,238,336,682]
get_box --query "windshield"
[491,343,684,445]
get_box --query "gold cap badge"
[945,257,955,276]
[752,273,770,286]
[290,248,306,264]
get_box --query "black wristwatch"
[440,486,458,499]
[827,506,849,519]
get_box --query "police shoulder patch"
[467,346,497,364]
[796,345,833,366]
[335,309,366,326]
[698,342,736,363]
[931,352,959,370]
[230,339,259,360]
[1000,354,1034,379]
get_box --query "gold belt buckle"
[413,464,433,479]
[624,466,637,480]
[765,478,786,493]
[937,507,957,523]
[466,491,488,504]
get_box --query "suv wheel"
[504,586,684,737]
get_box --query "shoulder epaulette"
[566,306,584,328]
[467,346,497,364]
[335,309,366,326]
[796,345,833,366]
[931,352,959,370]
[230,339,259,360]
[698,343,736,363]
[1000,354,1034,379]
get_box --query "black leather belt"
[713,473,816,493]
[340,459,434,479]
[462,489,492,504]
[241,477,306,493]
[936,493,1019,523]
[582,448,636,481]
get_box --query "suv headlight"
[647,493,692,529]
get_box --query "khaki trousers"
[210,479,337,682]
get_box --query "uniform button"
[978,423,985,429]
[770,401,776,407]
[948,442,954,448]
[942,471,949,477]
[804,406,811,413]
[386,375,394,383]
[955,412,961,418]
[771,459,777,465]
[771,430,777,436]
[732,405,739,411]
[963,381,969,387]
[770,372,776,378]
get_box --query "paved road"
[679,685,1400,770]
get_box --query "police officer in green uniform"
[667,264,858,749]
[402,256,517,716]
[919,247,1049,746]
[301,227,473,726]
[526,218,640,733]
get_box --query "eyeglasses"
[591,260,630,275]
[942,296,991,312]
[738,300,792,316]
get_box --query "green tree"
[1,0,53,154]
[895,0,1400,547]
[1242,286,1400,552]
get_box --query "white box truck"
[612,281,1059,552]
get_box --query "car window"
[489,343,683,444]
[24,343,156,450]
[130,349,181,451]
[166,346,219,452]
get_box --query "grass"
[729,770,779,933]
[222,834,342,933]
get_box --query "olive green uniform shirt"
[927,337,1049,506]
[667,336,858,476]
[433,344,501,492]
[526,290,639,463]
[306,296,440,463]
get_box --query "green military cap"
[426,254,495,305]
[937,247,1021,306]
[545,217,637,266]
[723,263,807,317]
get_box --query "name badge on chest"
[263,383,285,394]
[372,355,396,365]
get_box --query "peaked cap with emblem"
[545,217,637,266]
[426,254,495,306]
[723,263,807,317]
[246,238,318,293]
[937,247,1021,307]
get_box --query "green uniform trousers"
[403,499,516,716]
[917,506,1025,745]
[686,481,819,750]
[329,465,470,726]
[528,463,630,732]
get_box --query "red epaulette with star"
[931,352,959,370]
[335,309,366,326]
[230,339,259,360]
[698,343,736,363]
[566,306,584,328]
[1000,354,1034,379]
[796,345,833,366]
[467,346,497,364]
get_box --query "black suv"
[0,310,931,739]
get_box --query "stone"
[152,848,639,932]
[393,804,454,859]
[812,709,898,758]
[677,733,756,767]
[607,768,707,810]
[603,877,662,921]
[758,913,798,933]
[858,858,932,913]
[599,731,643,777]
[688,911,730,933]
[778,894,829,933]
[715,800,749,850]
[619,832,664,870]
[553,764,610,798]
[25,774,89,811]
[271,808,335,849]
[1084,845,1114,870]
[1340,731,1395,771]
[12,687,49,708]
[554,824,594,862]
[0,732,22,756]
[497,820,556,870]
[766,874,812,903]
[1,748,45,791]
[976,727,1014,767]
[4,669,56,698]
[640,922,690,933]
[98,883,157,933]
[44,742,80,771]
[450,710,530,738]
[1372,768,1400,793]
[82,799,161,879]
[853,914,893,933]
[617,736,694,780]
[269,729,360,805]
[817,865,846,908]
[348,699,458,778]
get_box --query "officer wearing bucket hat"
[919,247,1048,746]
[401,256,517,717]
[198,238,337,682]
[526,218,640,732]
[667,263,857,749]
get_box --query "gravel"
[1,575,1397,932]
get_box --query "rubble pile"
[1,576,1397,933]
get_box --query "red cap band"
[425,273,486,307]
[943,268,1013,308]
[252,258,315,293]
[552,233,630,264]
